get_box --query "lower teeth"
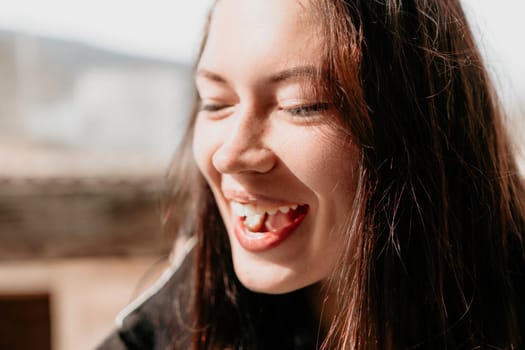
[244,213,266,232]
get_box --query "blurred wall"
[0,30,194,178]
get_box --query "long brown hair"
[166,0,525,349]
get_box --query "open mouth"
[230,201,309,251]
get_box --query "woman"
[99,0,525,349]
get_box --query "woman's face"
[193,0,359,294]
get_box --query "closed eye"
[284,102,330,117]
[199,103,230,112]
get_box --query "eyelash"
[198,102,330,117]
[199,103,229,112]
[284,103,330,117]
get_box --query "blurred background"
[0,1,212,349]
[0,0,523,349]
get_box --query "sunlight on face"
[193,0,359,294]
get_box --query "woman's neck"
[306,281,338,339]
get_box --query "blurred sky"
[0,0,214,63]
[0,0,523,109]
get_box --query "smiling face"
[193,0,359,294]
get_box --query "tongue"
[265,211,294,232]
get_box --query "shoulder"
[96,237,196,350]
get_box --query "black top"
[96,246,320,350]
[96,249,194,350]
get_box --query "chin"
[235,269,305,295]
[230,245,316,295]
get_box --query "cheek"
[277,129,358,196]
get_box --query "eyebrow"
[267,66,319,83]
[195,69,229,84]
[195,65,319,85]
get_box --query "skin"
[193,0,359,294]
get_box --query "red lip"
[233,206,309,252]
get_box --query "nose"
[212,110,277,174]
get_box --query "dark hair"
[167,0,525,349]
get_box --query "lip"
[223,189,294,206]
[233,205,309,252]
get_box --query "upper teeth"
[230,202,298,217]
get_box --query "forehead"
[198,0,322,78]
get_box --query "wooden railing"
[0,176,174,260]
